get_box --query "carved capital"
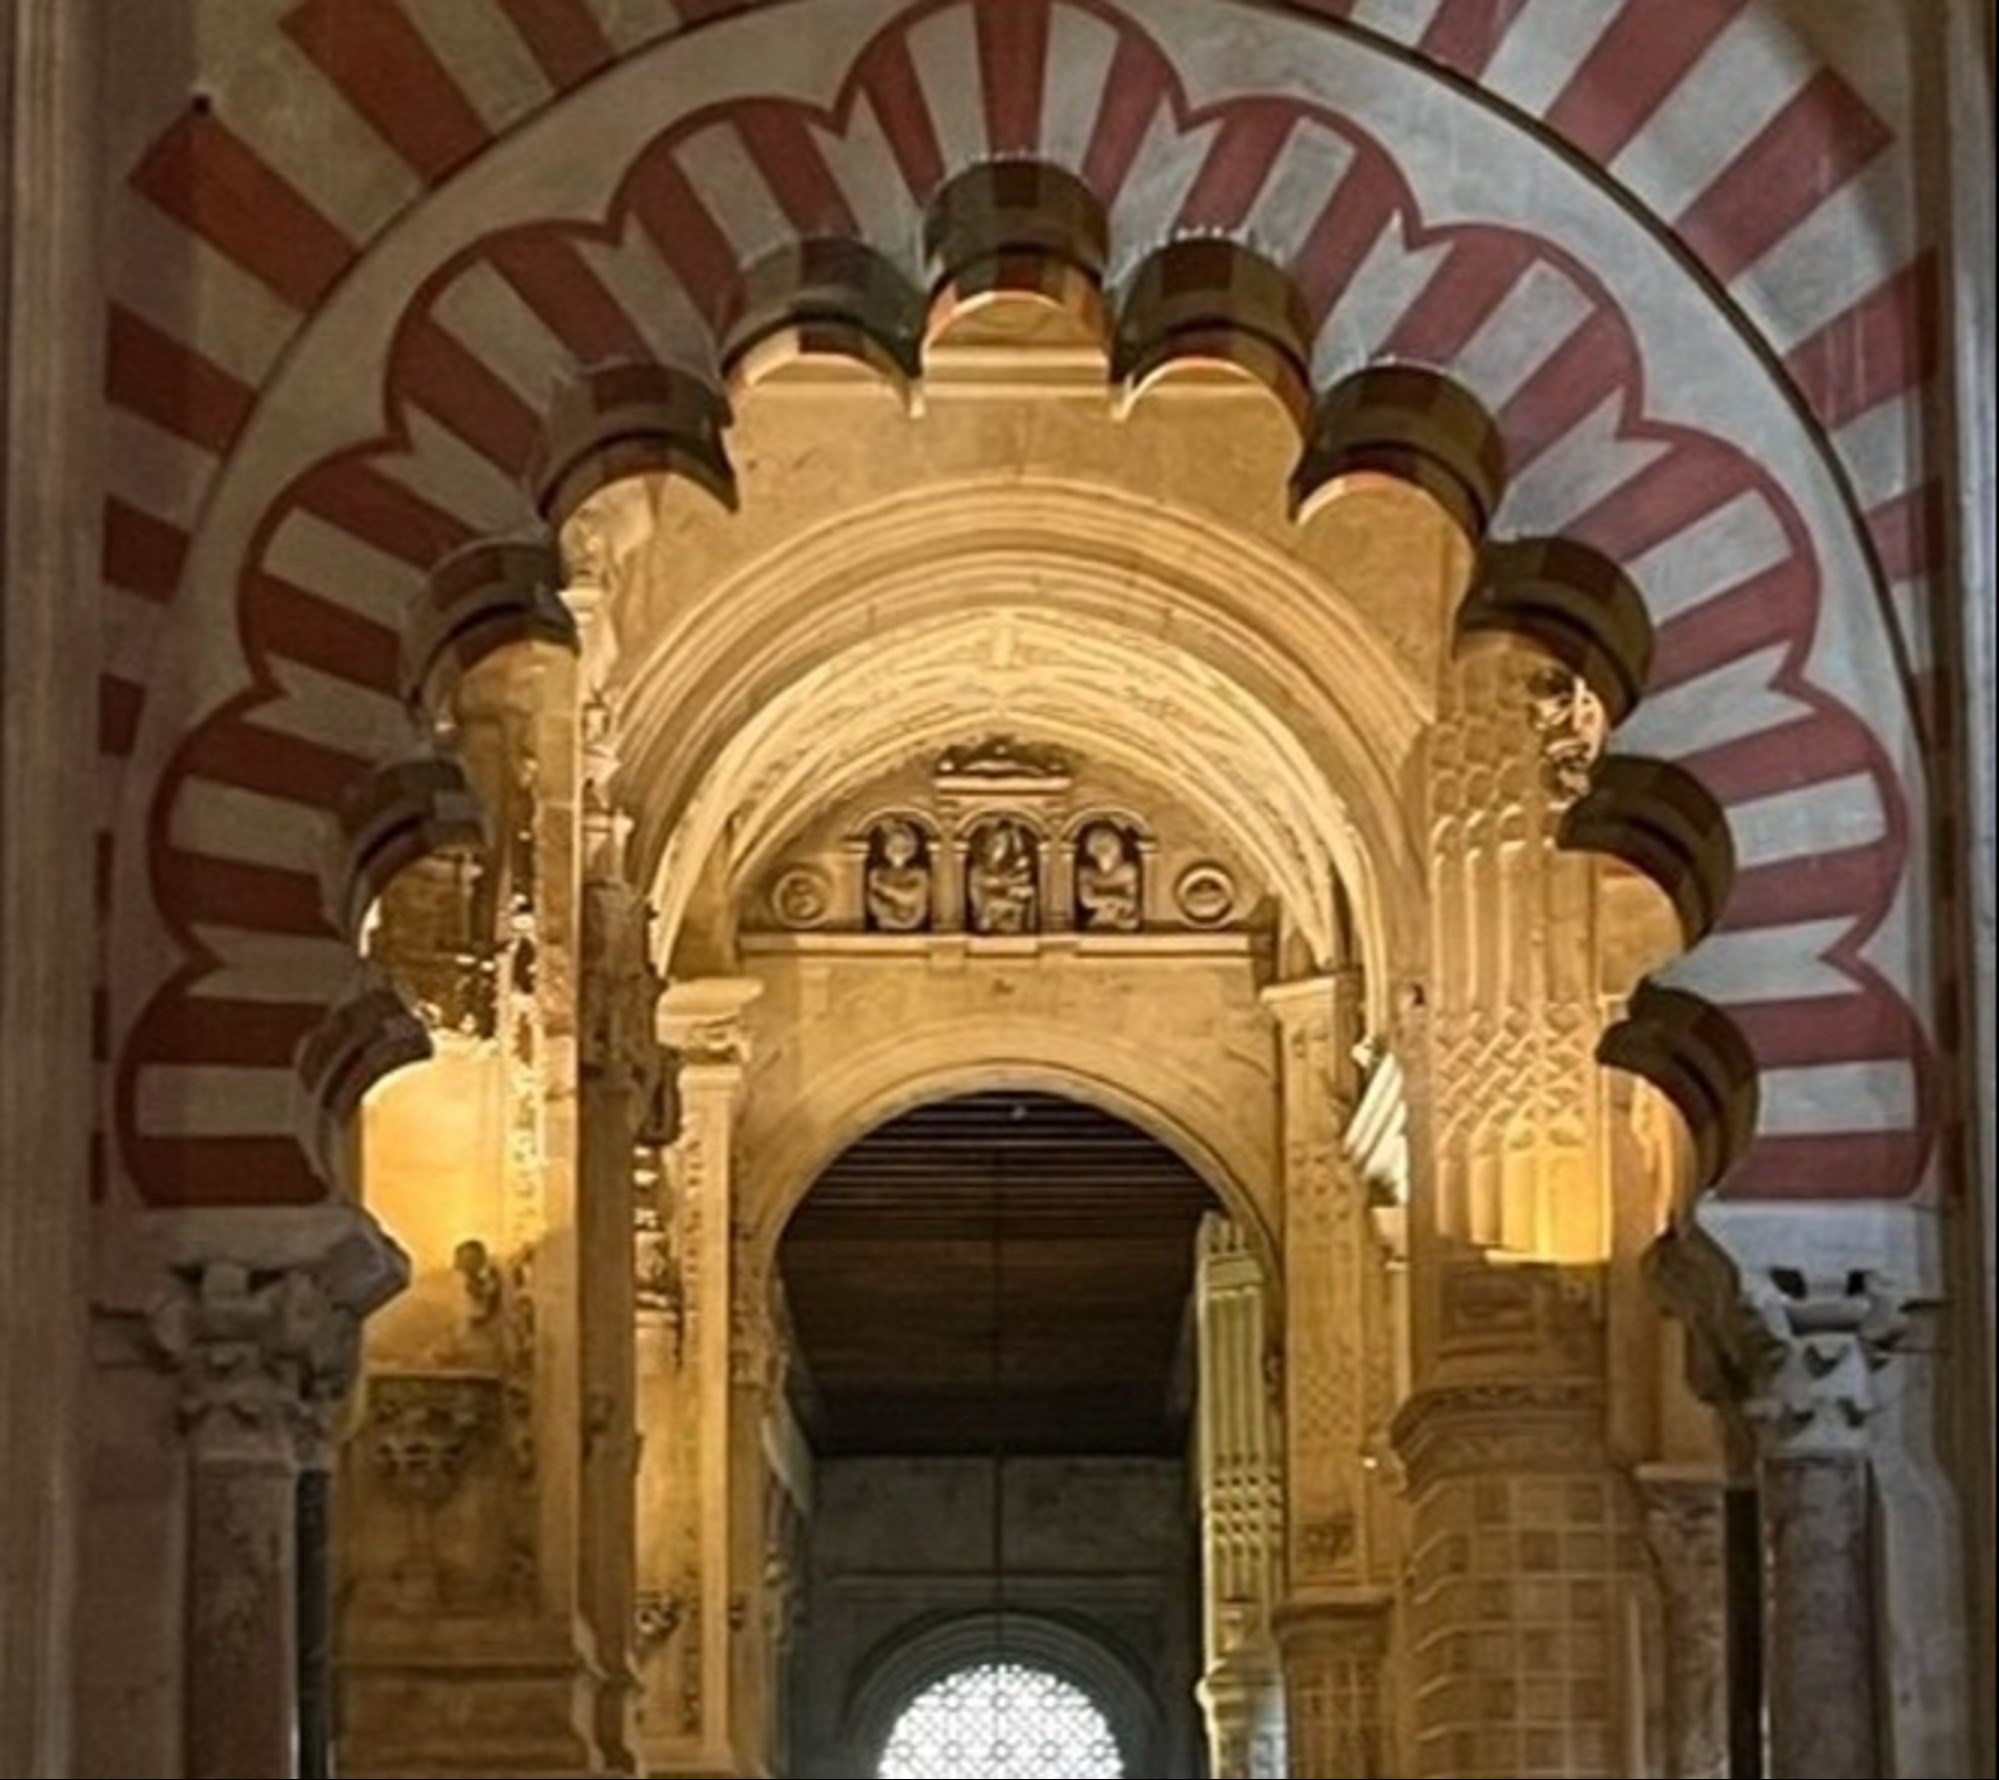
[1647,1220,1909,1455]
[658,976,764,1076]
[151,1263,362,1464]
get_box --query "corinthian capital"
[147,1206,408,1463]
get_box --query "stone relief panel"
[738,738,1266,944]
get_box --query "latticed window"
[877,1661,1124,1780]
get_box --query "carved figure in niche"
[967,818,1039,934]
[864,818,933,932]
[1073,820,1142,931]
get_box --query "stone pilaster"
[574,628,671,1776]
[1194,1214,1286,1778]
[1636,1467,1726,1780]
[150,1208,406,1780]
[641,978,762,1778]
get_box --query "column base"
[1198,1650,1286,1778]
[339,1622,608,1777]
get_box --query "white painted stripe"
[1246,124,1356,267]
[136,1065,301,1139]
[673,122,795,265]
[103,407,217,531]
[170,778,332,874]
[1833,392,1922,518]
[113,200,300,382]
[376,408,529,536]
[1729,771,1886,871]
[1626,487,1794,625]
[190,926,367,1005]
[265,510,425,632]
[823,95,921,261]
[1106,109,1224,284]
[1614,642,1810,760]
[430,258,574,416]
[220,32,426,242]
[589,0,681,56]
[906,2,988,174]
[576,229,714,368]
[1610,8,1814,219]
[1759,1060,1918,1137]
[1310,214,1451,384]
[1730,155,1914,358]
[1497,393,1673,534]
[1480,0,1623,118]
[1658,919,1860,1003]
[401,0,555,133]
[1448,259,1594,412]
[252,660,419,766]
[1040,3,1122,173]
[1346,0,1448,42]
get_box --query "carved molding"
[362,1372,502,1508]
[1390,1377,1607,1488]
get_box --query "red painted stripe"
[394,313,541,474]
[976,0,1051,154]
[622,151,744,324]
[1685,710,1876,806]
[1865,480,1943,585]
[184,719,369,811]
[1726,842,1897,930]
[1675,72,1890,285]
[1723,1130,1923,1200]
[1081,29,1173,202]
[497,0,615,90]
[1380,232,1539,365]
[1417,0,1531,77]
[103,500,190,603]
[284,0,491,185]
[125,1134,323,1207]
[1493,308,1626,472]
[1292,149,1402,327]
[95,834,114,914]
[1648,557,1812,692]
[857,32,947,198]
[246,571,404,692]
[1784,256,1937,431]
[131,113,355,310]
[1566,437,1751,562]
[158,850,332,935]
[485,229,655,360]
[1543,0,1750,164]
[105,306,256,453]
[99,675,145,756]
[1176,102,1296,233]
[137,996,325,1068]
[295,460,474,570]
[733,106,859,235]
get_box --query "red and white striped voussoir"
[106,0,1937,1206]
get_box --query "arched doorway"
[772,1090,1217,1779]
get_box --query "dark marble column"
[1761,1452,1878,1779]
